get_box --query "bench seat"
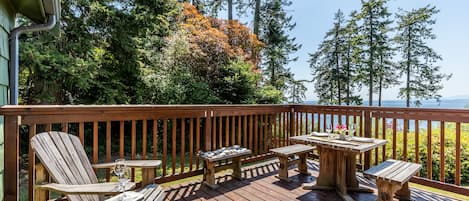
[364,159,422,201]
[270,144,315,182]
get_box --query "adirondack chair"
[31,131,165,201]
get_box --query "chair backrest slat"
[31,131,100,201]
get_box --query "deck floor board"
[162,159,459,201]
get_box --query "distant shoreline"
[302,99,469,109]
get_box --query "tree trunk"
[368,6,374,106]
[253,0,261,36]
[228,0,233,20]
[378,54,383,107]
[335,28,342,105]
[406,26,412,108]
[346,46,351,106]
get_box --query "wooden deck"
[163,159,459,201]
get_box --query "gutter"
[8,0,59,105]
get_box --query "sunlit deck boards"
[163,159,458,201]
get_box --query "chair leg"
[232,157,242,180]
[376,179,401,201]
[298,153,309,175]
[276,156,291,182]
[396,182,411,201]
[142,168,156,186]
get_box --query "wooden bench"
[364,159,422,201]
[198,146,252,189]
[270,144,315,182]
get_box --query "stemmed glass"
[114,159,129,198]
[326,124,333,141]
[348,123,356,140]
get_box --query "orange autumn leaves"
[179,3,263,73]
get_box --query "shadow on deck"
[162,159,458,201]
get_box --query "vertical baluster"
[162,119,168,176]
[403,119,408,161]
[237,116,242,146]
[225,116,230,147]
[153,119,158,161]
[374,116,379,165]
[427,120,432,179]
[254,115,258,154]
[181,118,185,174]
[316,113,320,132]
[131,120,136,180]
[106,121,111,181]
[305,112,309,133]
[415,120,420,176]
[250,115,253,150]
[196,117,201,170]
[392,118,397,159]
[455,122,461,185]
[243,115,248,148]
[231,116,235,146]
[119,121,124,158]
[93,121,99,166]
[299,112,303,135]
[79,122,85,145]
[143,119,147,159]
[272,113,280,147]
[29,124,37,201]
[382,117,386,161]
[212,116,217,150]
[189,118,194,172]
[172,118,177,175]
[264,114,269,152]
[440,121,445,182]
[218,117,222,148]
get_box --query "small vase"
[338,131,346,140]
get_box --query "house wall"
[0,0,15,200]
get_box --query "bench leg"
[232,157,242,180]
[142,168,156,186]
[276,156,291,182]
[376,179,402,201]
[203,161,218,189]
[396,182,411,201]
[298,153,309,175]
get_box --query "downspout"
[8,0,59,105]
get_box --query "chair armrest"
[92,160,162,169]
[35,182,135,195]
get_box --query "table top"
[290,134,387,153]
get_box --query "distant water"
[304,99,469,109]
[300,99,469,131]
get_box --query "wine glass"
[348,123,356,140]
[114,159,127,192]
[326,124,333,140]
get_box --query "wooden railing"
[1,104,468,200]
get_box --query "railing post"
[4,115,19,201]
[363,110,372,170]
[290,106,296,139]
[204,110,212,151]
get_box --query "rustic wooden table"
[290,134,387,201]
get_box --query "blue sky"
[231,0,469,101]
[284,0,469,100]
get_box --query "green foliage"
[259,0,301,93]
[380,124,469,184]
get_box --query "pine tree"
[395,5,451,107]
[287,79,309,103]
[310,10,361,105]
[342,11,363,105]
[355,0,392,106]
[260,0,301,93]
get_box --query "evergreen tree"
[342,11,363,105]
[310,10,361,105]
[260,0,301,93]
[287,79,308,103]
[395,5,451,107]
[355,0,392,106]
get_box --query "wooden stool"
[270,144,315,182]
[364,159,422,201]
